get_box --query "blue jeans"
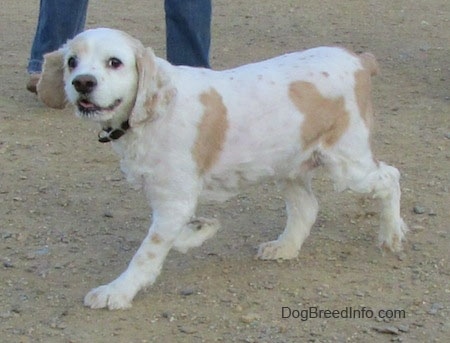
[27,0,88,73]
[27,0,211,73]
[165,0,212,68]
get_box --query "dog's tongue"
[79,99,96,109]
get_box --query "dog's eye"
[67,56,78,69]
[108,57,123,69]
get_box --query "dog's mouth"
[77,98,122,117]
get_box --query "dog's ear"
[37,50,67,109]
[129,47,175,127]
[129,47,158,127]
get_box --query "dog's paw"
[378,219,408,252]
[84,283,133,310]
[173,217,220,253]
[378,219,408,253]
[257,240,299,260]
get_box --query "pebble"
[50,320,67,330]
[161,311,175,322]
[372,325,399,335]
[397,324,410,333]
[396,252,407,261]
[240,313,260,324]
[180,288,195,296]
[428,302,444,315]
[35,247,50,256]
[413,206,426,214]
[178,326,198,334]
[2,232,13,240]
[104,211,114,218]
[0,311,12,319]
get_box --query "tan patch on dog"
[134,251,156,267]
[354,53,378,129]
[289,81,350,149]
[354,69,374,129]
[193,88,229,174]
[150,233,163,244]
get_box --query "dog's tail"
[359,52,379,76]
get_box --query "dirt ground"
[1,0,449,342]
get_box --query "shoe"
[26,73,41,94]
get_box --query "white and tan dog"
[38,28,407,310]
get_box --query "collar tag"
[98,120,130,143]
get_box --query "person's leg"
[28,0,88,75]
[165,0,211,68]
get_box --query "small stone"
[240,313,260,324]
[428,302,443,315]
[420,20,431,29]
[397,324,410,332]
[35,247,50,256]
[0,311,12,319]
[278,324,287,333]
[444,133,450,139]
[11,307,22,314]
[3,261,14,268]
[413,206,425,214]
[161,311,175,322]
[412,244,421,251]
[178,326,198,334]
[180,288,195,296]
[56,322,67,330]
[104,211,114,218]
[264,283,275,290]
[397,252,407,261]
[2,232,13,240]
[372,326,399,335]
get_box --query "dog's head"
[38,28,169,127]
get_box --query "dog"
[37,28,407,310]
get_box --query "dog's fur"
[38,28,407,310]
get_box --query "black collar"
[98,120,130,143]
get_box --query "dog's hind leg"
[257,177,318,260]
[325,143,407,252]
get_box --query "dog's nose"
[72,74,97,94]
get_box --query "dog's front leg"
[84,203,195,310]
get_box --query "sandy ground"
[1,0,449,342]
